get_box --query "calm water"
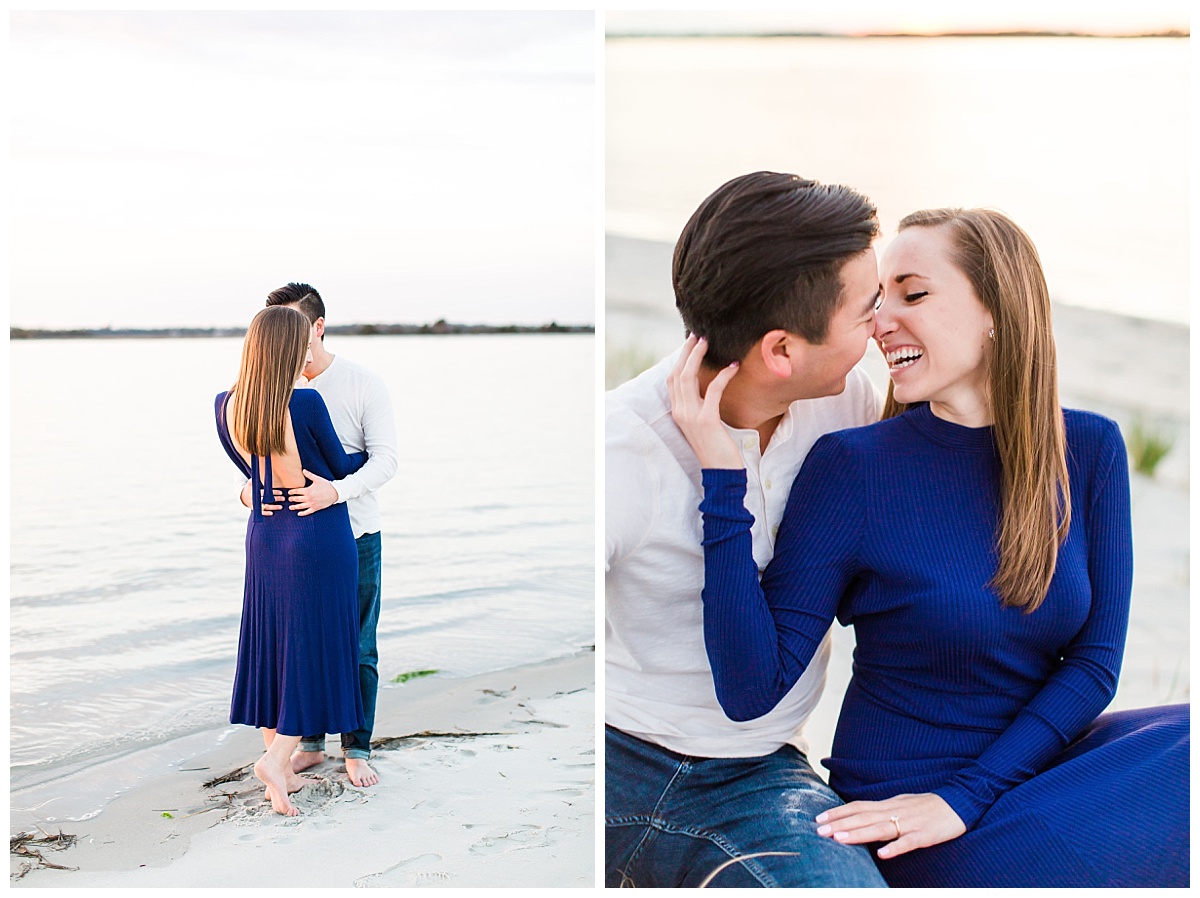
[10,335,594,793]
[607,36,1189,325]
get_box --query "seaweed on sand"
[370,731,506,752]
[202,762,255,789]
[10,827,80,880]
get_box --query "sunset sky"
[606,4,1189,36]
[11,11,595,330]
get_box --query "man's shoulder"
[606,354,674,436]
[329,354,386,385]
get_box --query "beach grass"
[606,344,659,389]
[1127,416,1174,476]
[390,669,440,684]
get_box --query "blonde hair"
[230,306,310,457]
[882,208,1071,613]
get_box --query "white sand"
[11,652,594,888]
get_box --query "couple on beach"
[215,284,397,816]
[605,172,1189,887]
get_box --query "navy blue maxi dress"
[216,388,367,738]
[698,405,1189,887]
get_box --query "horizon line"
[606,29,1189,40]
[10,321,596,340]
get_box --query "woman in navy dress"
[669,208,1188,886]
[215,305,368,816]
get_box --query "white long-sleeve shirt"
[300,354,398,538]
[605,351,880,758]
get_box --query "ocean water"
[606,36,1189,326]
[10,334,594,797]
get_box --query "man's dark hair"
[673,172,879,368]
[266,282,325,328]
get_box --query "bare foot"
[254,756,300,816]
[284,769,309,793]
[290,749,325,775]
[346,757,379,787]
[266,769,310,804]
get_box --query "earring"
[988,327,996,341]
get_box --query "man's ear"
[313,317,326,341]
[757,329,797,379]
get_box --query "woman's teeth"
[886,348,923,370]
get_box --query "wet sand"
[11,651,595,888]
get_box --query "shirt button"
[742,436,755,449]
[772,526,779,537]
[764,479,773,490]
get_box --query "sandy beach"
[605,233,1190,768]
[11,651,595,888]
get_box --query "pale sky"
[11,11,596,329]
[605,3,1190,36]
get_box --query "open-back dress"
[216,387,368,737]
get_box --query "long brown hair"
[230,306,310,456]
[882,208,1070,612]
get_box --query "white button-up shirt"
[605,350,880,758]
[299,355,398,539]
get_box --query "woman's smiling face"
[875,224,995,426]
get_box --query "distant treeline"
[608,30,1189,39]
[10,320,594,340]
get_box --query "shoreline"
[11,650,595,888]
[10,323,595,340]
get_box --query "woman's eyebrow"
[892,272,924,284]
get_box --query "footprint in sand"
[468,824,555,855]
[540,786,588,799]
[355,852,449,887]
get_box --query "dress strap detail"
[250,453,274,522]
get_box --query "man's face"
[282,301,321,378]
[790,247,880,399]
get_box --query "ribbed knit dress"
[699,403,1189,887]
[216,389,367,738]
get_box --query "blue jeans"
[300,531,381,760]
[605,726,886,888]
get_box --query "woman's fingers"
[815,800,874,824]
[703,359,740,410]
[827,817,904,845]
[815,793,966,859]
[876,834,920,859]
[668,333,701,389]
[666,336,744,469]
[680,332,709,381]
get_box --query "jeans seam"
[609,754,691,887]
[605,815,776,887]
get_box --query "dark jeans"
[605,726,886,888]
[300,531,381,760]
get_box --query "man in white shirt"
[245,283,398,788]
[606,173,888,887]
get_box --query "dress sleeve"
[934,421,1133,829]
[301,391,369,479]
[701,434,865,721]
